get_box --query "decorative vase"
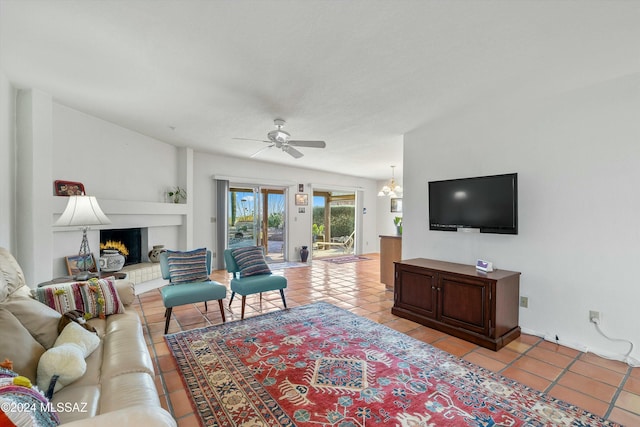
[99,250,126,272]
[396,225,403,235]
[148,245,166,263]
[300,246,309,263]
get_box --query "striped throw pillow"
[166,248,209,284]
[35,277,124,319]
[231,246,272,277]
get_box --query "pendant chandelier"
[378,165,402,197]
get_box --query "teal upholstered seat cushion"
[161,281,226,308]
[230,246,271,277]
[230,274,287,296]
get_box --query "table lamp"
[54,195,111,280]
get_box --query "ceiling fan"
[233,119,326,159]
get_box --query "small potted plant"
[312,223,325,243]
[394,216,403,235]
[167,186,187,203]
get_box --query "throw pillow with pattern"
[166,248,209,284]
[231,246,272,277]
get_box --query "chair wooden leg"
[280,289,287,309]
[164,307,173,334]
[218,299,225,323]
[204,301,208,312]
[260,292,262,303]
[241,295,246,320]
[229,291,236,307]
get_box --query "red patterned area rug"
[165,303,619,427]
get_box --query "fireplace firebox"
[99,228,142,266]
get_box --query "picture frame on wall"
[295,193,308,206]
[55,180,85,196]
[65,253,97,276]
[391,198,403,213]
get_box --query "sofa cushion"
[166,248,208,284]
[50,384,100,423]
[1,295,61,349]
[230,246,272,277]
[0,308,45,383]
[113,280,135,306]
[99,373,160,414]
[0,247,28,301]
[0,275,7,303]
[100,311,154,379]
[35,277,124,319]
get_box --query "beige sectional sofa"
[0,247,176,426]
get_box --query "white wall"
[376,178,403,238]
[49,103,188,278]
[52,104,180,202]
[0,71,15,251]
[403,73,640,363]
[192,153,380,264]
[6,86,382,281]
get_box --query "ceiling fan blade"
[284,145,304,159]
[250,144,274,158]
[288,140,326,148]
[232,137,271,143]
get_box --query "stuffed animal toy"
[57,310,97,335]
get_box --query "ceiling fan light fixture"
[236,119,326,159]
[268,129,290,143]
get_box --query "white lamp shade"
[54,196,111,227]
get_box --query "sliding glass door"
[227,186,286,262]
[263,189,285,262]
[228,187,260,249]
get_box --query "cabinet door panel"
[439,274,490,335]
[395,268,437,318]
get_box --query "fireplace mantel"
[52,196,187,229]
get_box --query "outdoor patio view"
[228,188,285,262]
[312,191,355,258]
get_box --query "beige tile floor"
[131,254,640,427]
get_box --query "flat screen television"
[428,173,518,234]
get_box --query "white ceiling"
[1,1,639,180]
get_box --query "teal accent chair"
[223,248,287,319]
[159,250,226,333]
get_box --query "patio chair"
[159,249,226,333]
[318,230,355,253]
[224,247,287,320]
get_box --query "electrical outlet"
[589,310,601,323]
[519,296,528,308]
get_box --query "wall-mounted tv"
[429,173,518,235]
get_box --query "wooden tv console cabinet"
[392,258,521,351]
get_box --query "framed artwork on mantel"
[54,180,85,196]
